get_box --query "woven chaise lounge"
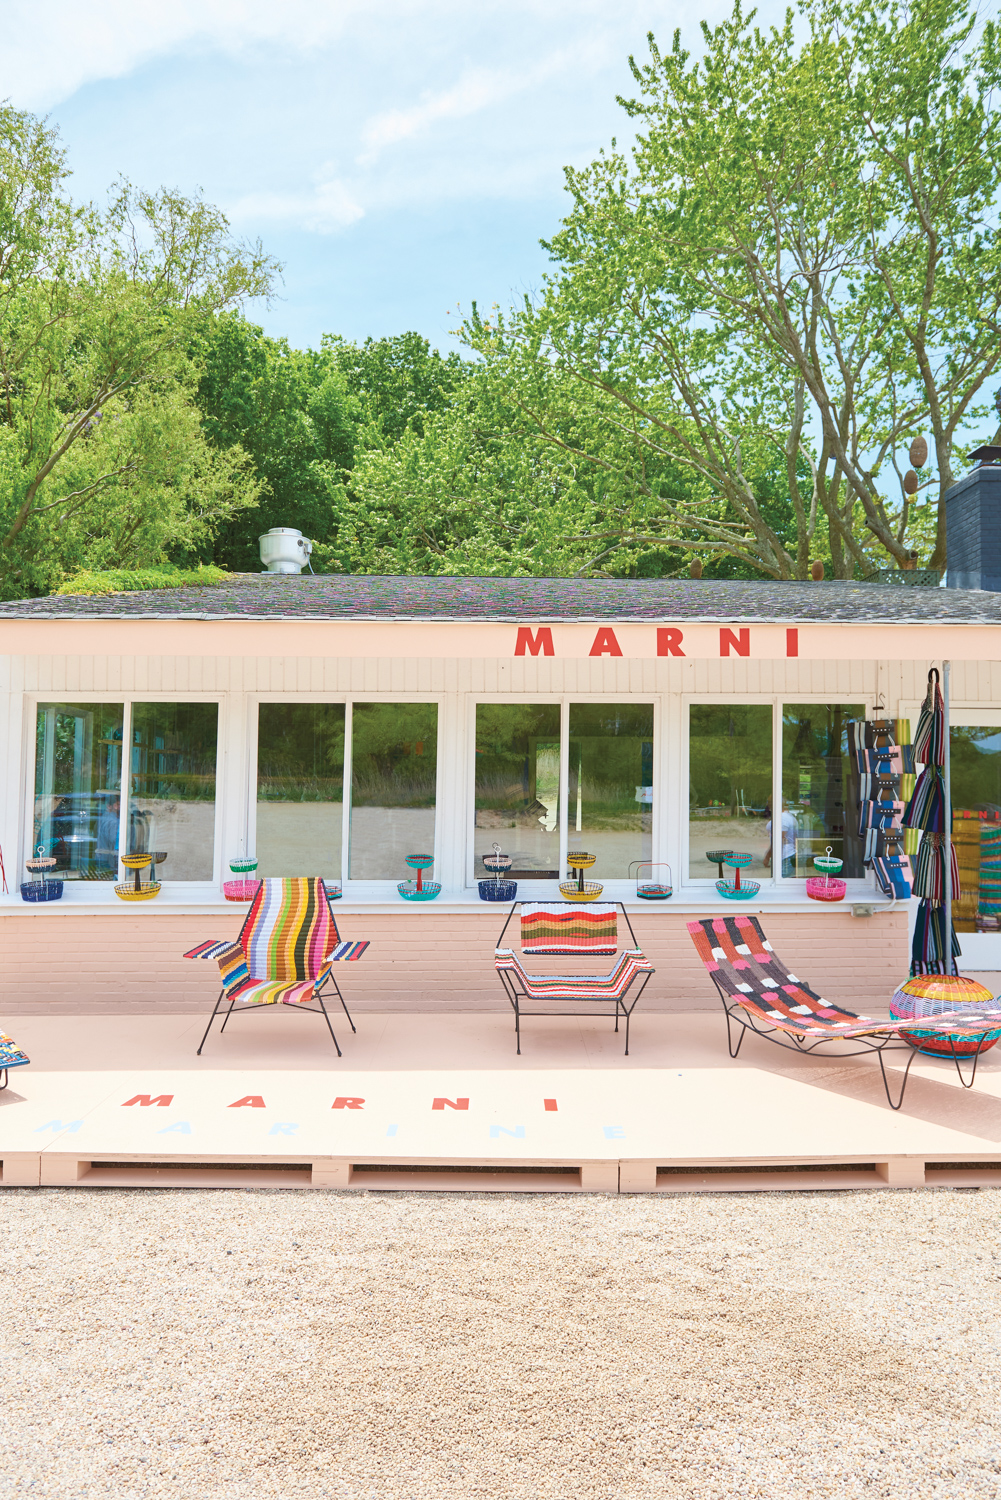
[0,1031,29,1089]
[688,914,1001,1109]
[185,877,368,1055]
[495,902,654,1054]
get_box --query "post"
[943,660,953,973]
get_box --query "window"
[127,704,218,880]
[474,704,561,878]
[568,703,653,878]
[33,703,124,880]
[946,718,1001,932]
[256,704,345,879]
[349,703,438,879]
[781,703,865,878]
[689,705,772,879]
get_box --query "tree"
[462,0,1001,577]
[0,105,278,596]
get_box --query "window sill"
[0,880,896,916]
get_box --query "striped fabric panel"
[217,942,250,994]
[324,940,370,962]
[520,904,617,954]
[0,1032,29,1069]
[245,878,339,981]
[495,948,651,1000]
[184,940,233,961]
[224,976,320,1007]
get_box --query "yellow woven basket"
[114,882,162,901]
[558,880,604,902]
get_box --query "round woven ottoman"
[889,974,1001,1057]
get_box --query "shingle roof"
[1,574,1000,624]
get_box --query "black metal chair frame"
[494,901,652,1056]
[709,978,996,1111]
[196,889,357,1057]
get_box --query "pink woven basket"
[223,879,261,902]
[805,875,846,903]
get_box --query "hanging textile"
[902,667,958,976]
[846,716,912,898]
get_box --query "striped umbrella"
[904,667,958,975]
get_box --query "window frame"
[24,692,226,888]
[249,693,445,890]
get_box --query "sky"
[0,0,770,355]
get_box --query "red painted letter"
[432,1098,469,1111]
[544,1098,558,1112]
[786,627,799,657]
[228,1095,266,1108]
[515,626,554,657]
[589,627,622,657]
[122,1094,173,1108]
[719,627,750,657]
[656,627,685,657]
[332,1097,365,1110]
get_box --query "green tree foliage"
[0,105,277,598]
[458,0,1001,578]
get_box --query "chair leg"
[316,995,343,1057]
[326,975,356,1033]
[515,997,521,1055]
[948,1033,990,1090]
[0,1068,7,1090]
[218,999,237,1035]
[623,1002,630,1057]
[196,993,225,1056]
[877,1044,918,1111]
[724,1007,746,1059]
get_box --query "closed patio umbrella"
[903,667,959,974]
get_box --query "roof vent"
[259,527,312,575]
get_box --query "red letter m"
[123,1094,174,1108]
[515,627,554,657]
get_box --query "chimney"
[945,446,1001,591]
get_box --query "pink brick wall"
[0,909,910,1016]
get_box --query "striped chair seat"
[495,947,652,1002]
[0,1031,30,1083]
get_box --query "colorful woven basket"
[114,881,162,902]
[478,879,518,901]
[558,880,604,902]
[398,880,442,901]
[223,879,261,902]
[715,877,760,901]
[889,973,1001,1057]
[805,875,846,902]
[20,879,64,902]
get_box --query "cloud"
[227,168,364,234]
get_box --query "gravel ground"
[2,1187,1000,1500]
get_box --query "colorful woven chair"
[185,878,369,1055]
[494,902,653,1054]
[0,1031,30,1089]
[688,914,1001,1109]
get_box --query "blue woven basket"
[20,879,64,902]
[478,879,518,901]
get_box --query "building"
[2,573,999,1019]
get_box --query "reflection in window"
[781,703,864,878]
[950,725,1001,932]
[34,703,124,880]
[689,705,772,879]
[568,703,653,878]
[128,703,218,880]
[349,703,438,879]
[474,705,561,879]
[256,704,345,878]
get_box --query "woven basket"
[478,879,518,902]
[20,879,64,902]
[715,877,760,901]
[114,882,161,902]
[223,879,261,902]
[398,880,442,901]
[806,875,846,902]
[558,880,604,902]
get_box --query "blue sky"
[2,0,772,354]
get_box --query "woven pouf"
[889,974,1001,1057]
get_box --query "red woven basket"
[223,879,261,902]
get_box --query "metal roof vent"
[259,527,313,574]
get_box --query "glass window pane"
[568,703,654,879]
[689,705,772,879]
[128,703,218,880]
[256,704,345,878]
[349,703,438,879]
[781,704,865,878]
[474,704,561,879]
[950,727,1001,814]
[34,703,124,880]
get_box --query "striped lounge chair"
[495,903,653,1055]
[0,1031,30,1089]
[185,877,369,1056]
[688,914,1001,1109]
